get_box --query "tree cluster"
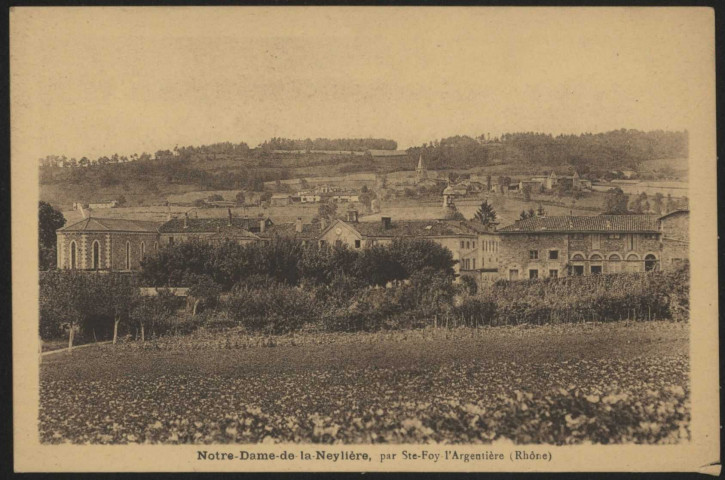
[259,137,397,152]
[139,237,456,291]
[40,270,187,348]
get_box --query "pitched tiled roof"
[158,217,271,233]
[59,217,161,233]
[206,227,261,241]
[343,220,476,238]
[498,215,661,234]
[658,210,689,220]
[257,222,319,239]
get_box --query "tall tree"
[604,188,630,214]
[39,202,66,270]
[473,200,497,226]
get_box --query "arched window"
[590,254,603,275]
[70,241,77,270]
[154,241,159,252]
[608,254,622,273]
[644,254,658,272]
[125,241,131,270]
[92,240,101,270]
[570,253,585,276]
[626,253,641,272]
[140,242,145,261]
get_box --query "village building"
[270,193,292,206]
[157,211,274,246]
[87,200,119,209]
[318,212,480,275]
[296,191,322,203]
[521,171,592,193]
[56,217,161,271]
[519,179,544,193]
[496,213,688,280]
[327,191,360,203]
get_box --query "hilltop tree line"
[258,137,397,152]
[40,155,291,192]
[407,129,688,172]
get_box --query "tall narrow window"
[92,240,100,270]
[592,234,601,250]
[141,242,145,261]
[126,241,131,270]
[70,241,77,270]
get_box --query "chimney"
[78,203,86,219]
[320,217,327,231]
[184,212,189,229]
[296,217,303,233]
[382,216,392,230]
[259,219,266,233]
[227,207,233,227]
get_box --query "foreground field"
[40,321,689,445]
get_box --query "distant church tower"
[415,155,427,184]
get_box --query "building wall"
[499,233,569,280]
[477,233,501,270]
[498,232,663,279]
[57,231,158,271]
[319,222,364,249]
[660,212,689,243]
[660,212,689,270]
[318,222,476,274]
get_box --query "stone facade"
[659,210,689,270]
[498,231,662,279]
[57,230,159,271]
[56,217,161,272]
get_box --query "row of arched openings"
[67,240,158,270]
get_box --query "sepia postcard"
[10,6,719,474]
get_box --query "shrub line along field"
[40,321,689,445]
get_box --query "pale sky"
[10,7,713,160]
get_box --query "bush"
[456,267,690,326]
[222,284,316,334]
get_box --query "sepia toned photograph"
[11,6,719,473]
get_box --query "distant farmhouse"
[519,172,592,193]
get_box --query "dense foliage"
[139,238,456,290]
[39,271,183,342]
[407,129,687,172]
[38,202,66,270]
[453,267,690,327]
[259,137,397,151]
